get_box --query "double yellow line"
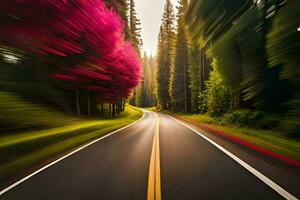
[147,112,162,200]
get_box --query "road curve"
[0,111,298,200]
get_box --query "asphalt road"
[0,111,298,200]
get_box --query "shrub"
[199,90,208,114]
[220,110,280,130]
[205,59,232,117]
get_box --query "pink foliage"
[0,0,141,101]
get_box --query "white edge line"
[0,112,146,196]
[170,116,298,200]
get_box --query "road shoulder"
[164,112,300,199]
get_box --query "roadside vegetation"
[148,105,300,161]
[0,92,77,132]
[0,104,142,183]
[175,113,300,161]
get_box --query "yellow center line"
[147,112,162,200]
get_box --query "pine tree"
[129,0,143,54]
[128,0,143,106]
[156,0,175,110]
[146,54,156,106]
[267,0,300,135]
[118,0,131,40]
[169,0,190,112]
[156,26,168,109]
[136,52,148,107]
[135,78,144,107]
[136,52,157,107]
[104,0,130,39]
[189,44,200,113]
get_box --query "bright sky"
[135,0,179,56]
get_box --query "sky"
[135,0,179,56]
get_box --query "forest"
[132,0,300,136]
[0,0,299,136]
[1,0,298,136]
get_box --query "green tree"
[170,0,190,113]
[135,79,144,107]
[104,0,131,39]
[267,0,300,135]
[129,0,143,54]
[205,59,232,117]
[144,54,155,107]
[189,44,200,113]
[186,0,279,111]
[156,0,175,110]
[136,52,151,107]
[149,55,157,107]
[128,0,142,105]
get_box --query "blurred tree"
[209,6,267,109]
[185,0,252,47]
[267,0,300,135]
[105,0,131,40]
[0,0,141,118]
[128,0,142,106]
[136,53,146,107]
[205,59,232,117]
[188,44,200,113]
[170,0,190,113]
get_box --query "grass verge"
[173,113,300,162]
[0,104,142,183]
[0,92,77,132]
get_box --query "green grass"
[176,114,300,161]
[0,92,77,132]
[0,104,142,181]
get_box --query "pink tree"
[0,0,141,117]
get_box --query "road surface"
[0,111,299,200]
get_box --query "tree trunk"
[183,61,187,113]
[108,103,112,119]
[119,98,123,112]
[117,98,120,116]
[200,49,206,92]
[101,101,104,116]
[87,92,91,119]
[122,99,126,111]
[112,104,116,118]
[76,89,81,116]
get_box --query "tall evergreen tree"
[104,0,131,39]
[136,52,148,107]
[143,53,155,106]
[135,75,145,107]
[170,0,190,112]
[128,0,143,105]
[129,0,143,54]
[156,0,175,110]
[189,44,200,113]
[267,0,300,135]
[147,54,156,106]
